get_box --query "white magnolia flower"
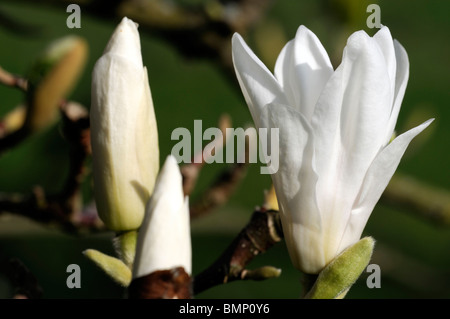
[91,17,159,231]
[232,25,433,274]
[133,155,191,279]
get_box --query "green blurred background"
[0,0,449,298]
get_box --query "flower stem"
[114,230,137,268]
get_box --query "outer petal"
[373,26,396,103]
[231,33,288,129]
[274,26,334,121]
[135,69,159,198]
[133,156,192,279]
[383,40,410,145]
[274,39,294,90]
[260,102,323,273]
[311,30,392,263]
[337,119,434,254]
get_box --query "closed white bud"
[133,155,191,279]
[91,17,159,231]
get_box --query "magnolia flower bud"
[232,25,433,274]
[27,35,88,131]
[132,155,191,280]
[91,17,159,231]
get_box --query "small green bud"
[305,236,375,299]
[242,266,282,281]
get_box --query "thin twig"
[1,0,274,83]
[0,67,31,152]
[0,102,101,232]
[193,209,283,295]
[182,114,231,197]
[180,114,251,219]
[0,66,28,91]
[183,115,256,219]
[189,162,248,219]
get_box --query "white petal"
[373,26,396,102]
[274,39,293,88]
[275,26,333,120]
[383,40,410,145]
[260,102,323,273]
[104,17,142,69]
[231,33,287,128]
[311,30,392,262]
[274,40,295,100]
[133,155,191,279]
[134,68,159,195]
[353,119,434,220]
[281,221,324,274]
[336,119,434,255]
